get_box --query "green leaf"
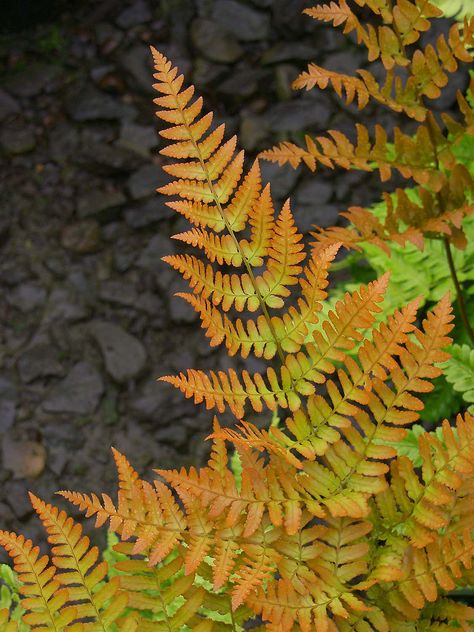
[443,344,474,406]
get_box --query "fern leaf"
[0,609,19,631]
[443,343,474,404]
[0,531,73,630]
[29,494,127,629]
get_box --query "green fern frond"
[443,343,474,407]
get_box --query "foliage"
[2,3,474,630]
[432,0,474,21]
[443,343,474,407]
[262,2,474,254]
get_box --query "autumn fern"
[261,0,474,350]
[2,30,474,632]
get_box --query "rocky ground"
[0,0,466,551]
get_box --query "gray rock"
[0,125,36,155]
[239,114,270,151]
[136,234,172,275]
[117,121,158,157]
[48,123,80,161]
[3,63,61,97]
[260,161,300,200]
[135,292,164,316]
[89,321,147,383]
[42,287,88,324]
[261,42,318,64]
[191,19,243,63]
[124,198,173,227]
[129,377,182,421]
[218,67,268,98]
[272,0,314,33]
[292,203,339,233]
[8,283,47,313]
[295,178,333,206]
[66,85,136,122]
[127,164,162,199]
[156,424,187,447]
[116,0,152,28]
[61,220,101,254]
[96,22,124,53]
[120,44,154,93]
[77,189,126,218]
[43,361,104,415]
[192,58,229,89]
[17,345,63,383]
[264,97,331,132]
[0,89,20,121]
[0,377,16,433]
[75,141,144,175]
[99,280,138,306]
[4,481,33,519]
[212,0,270,41]
[325,50,364,75]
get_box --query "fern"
[262,0,474,345]
[443,343,474,407]
[432,0,474,21]
[2,9,474,629]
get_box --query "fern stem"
[169,90,286,365]
[443,236,474,343]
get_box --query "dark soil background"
[0,0,467,553]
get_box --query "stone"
[17,344,63,383]
[192,58,229,89]
[116,0,152,28]
[136,234,172,275]
[43,361,104,415]
[261,42,318,65]
[0,89,20,121]
[96,23,123,54]
[120,44,154,93]
[272,0,314,34]
[292,203,339,233]
[75,141,144,175]
[129,377,183,421]
[212,0,270,41]
[135,292,164,316]
[264,97,331,132]
[8,283,47,313]
[155,424,187,447]
[88,321,147,383]
[61,220,101,254]
[325,50,364,75]
[77,189,126,218]
[98,280,138,306]
[42,287,89,324]
[169,280,198,324]
[127,164,162,199]
[2,435,47,479]
[260,161,300,200]
[117,121,158,157]
[124,198,172,227]
[3,63,61,97]
[191,19,243,63]
[0,377,16,433]
[48,123,80,161]
[66,85,136,122]
[295,178,333,206]
[239,114,270,151]
[4,480,33,519]
[0,124,36,154]
[218,68,268,98]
